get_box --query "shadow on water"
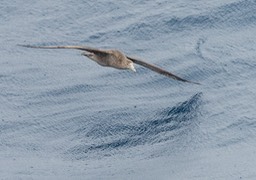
[68,93,203,159]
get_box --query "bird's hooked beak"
[129,62,136,72]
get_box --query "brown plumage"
[19,44,200,85]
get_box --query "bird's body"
[82,49,135,71]
[19,44,200,85]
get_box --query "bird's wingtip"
[190,81,201,85]
[17,44,33,48]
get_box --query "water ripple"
[67,93,203,159]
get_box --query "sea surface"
[1,0,256,179]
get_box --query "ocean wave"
[67,92,202,159]
[115,0,256,41]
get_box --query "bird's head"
[81,52,95,60]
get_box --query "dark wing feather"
[18,44,109,55]
[127,56,200,85]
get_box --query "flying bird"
[19,45,200,85]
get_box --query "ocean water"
[1,0,256,179]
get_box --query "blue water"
[1,0,256,179]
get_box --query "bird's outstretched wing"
[127,56,200,85]
[19,44,200,84]
[18,44,110,55]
